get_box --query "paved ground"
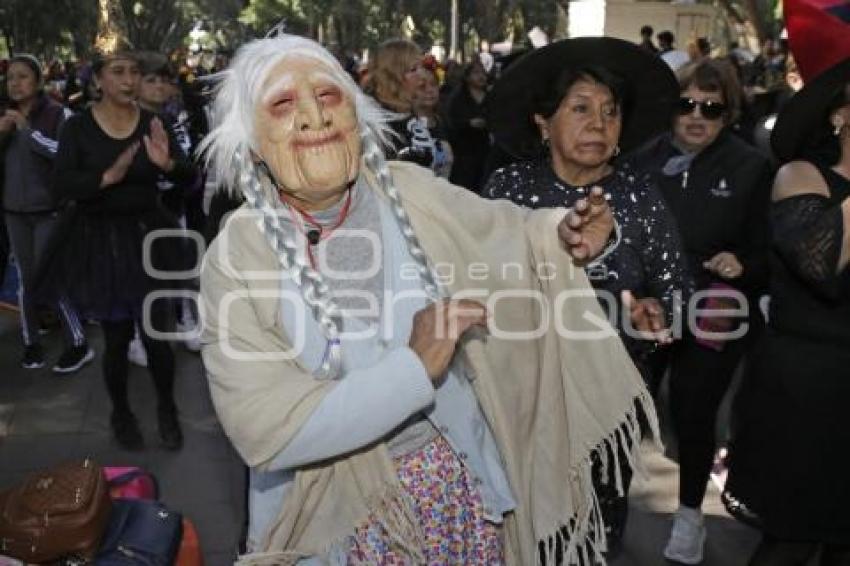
[0,309,245,565]
[0,306,762,565]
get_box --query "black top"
[626,131,774,297]
[484,158,693,358]
[54,107,194,214]
[41,107,195,320]
[724,164,850,544]
[768,165,850,346]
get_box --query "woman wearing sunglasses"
[628,58,773,564]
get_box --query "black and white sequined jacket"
[484,158,694,359]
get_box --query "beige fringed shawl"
[200,161,659,565]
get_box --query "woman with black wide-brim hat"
[724,0,850,562]
[483,37,693,558]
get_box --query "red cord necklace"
[280,189,354,269]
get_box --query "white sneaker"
[127,335,148,367]
[664,506,706,564]
[175,319,202,353]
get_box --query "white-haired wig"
[199,34,390,192]
[200,35,442,379]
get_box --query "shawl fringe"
[539,391,661,566]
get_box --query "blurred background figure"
[750,35,788,92]
[659,30,691,71]
[687,37,712,63]
[363,39,436,168]
[364,38,458,180]
[439,59,464,100]
[412,64,453,179]
[639,25,659,54]
[446,55,491,192]
[135,52,202,356]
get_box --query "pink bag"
[103,466,159,501]
[694,281,742,352]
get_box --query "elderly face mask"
[254,56,361,210]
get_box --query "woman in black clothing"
[626,58,773,565]
[484,37,689,558]
[51,49,195,451]
[725,50,850,566]
[446,57,490,192]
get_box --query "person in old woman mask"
[199,34,658,565]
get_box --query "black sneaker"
[52,345,95,374]
[158,407,183,451]
[111,411,145,451]
[21,344,45,369]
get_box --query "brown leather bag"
[0,459,112,563]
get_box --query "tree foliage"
[237,0,562,56]
[1,0,99,59]
[0,0,780,61]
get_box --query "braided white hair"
[360,129,442,301]
[201,35,443,379]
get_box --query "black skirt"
[38,204,193,322]
[726,329,850,544]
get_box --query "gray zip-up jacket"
[1,96,71,213]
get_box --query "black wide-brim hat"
[486,37,679,160]
[771,57,850,163]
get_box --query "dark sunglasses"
[677,97,726,120]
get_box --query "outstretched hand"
[557,186,615,264]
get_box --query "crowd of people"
[1,4,848,564]
[0,47,215,450]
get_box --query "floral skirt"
[349,435,504,565]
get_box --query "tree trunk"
[450,0,460,60]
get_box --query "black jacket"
[625,131,774,297]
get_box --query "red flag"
[784,0,850,81]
